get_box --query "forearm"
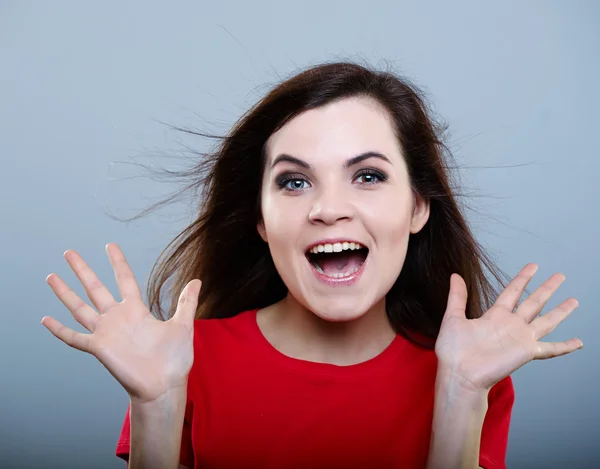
[426,368,489,469]
[128,387,187,469]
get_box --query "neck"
[256,294,396,366]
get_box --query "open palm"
[42,243,201,404]
[435,263,582,392]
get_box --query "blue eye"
[284,178,309,191]
[275,173,311,192]
[354,170,386,185]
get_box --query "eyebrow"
[270,151,392,170]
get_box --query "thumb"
[173,279,202,326]
[444,273,467,319]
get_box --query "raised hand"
[42,243,201,404]
[435,263,582,392]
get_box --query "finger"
[105,243,143,301]
[172,279,202,326]
[494,263,538,312]
[64,249,118,313]
[46,273,99,332]
[532,298,579,340]
[516,273,566,323]
[444,274,467,319]
[40,315,93,353]
[534,337,583,360]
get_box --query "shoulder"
[478,376,515,467]
[482,376,515,435]
[193,309,257,338]
[189,308,259,359]
[489,375,515,405]
[186,309,262,398]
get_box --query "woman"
[42,62,582,469]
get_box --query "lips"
[304,240,369,285]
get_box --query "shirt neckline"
[246,308,406,379]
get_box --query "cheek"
[365,201,413,249]
[261,193,304,250]
[372,214,412,284]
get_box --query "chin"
[303,297,376,323]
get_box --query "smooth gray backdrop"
[1,1,598,468]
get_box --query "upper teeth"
[308,242,365,254]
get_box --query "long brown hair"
[110,61,510,349]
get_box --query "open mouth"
[305,242,369,279]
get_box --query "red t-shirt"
[116,309,514,469]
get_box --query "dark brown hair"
[112,60,510,349]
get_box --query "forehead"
[265,96,402,163]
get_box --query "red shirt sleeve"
[115,400,195,468]
[478,375,515,469]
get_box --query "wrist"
[130,385,188,413]
[435,365,490,403]
[428,369,489,469]
[128,386,187,469]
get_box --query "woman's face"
[258,96,429,322]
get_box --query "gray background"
[1,1,598,468]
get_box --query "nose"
[308,186,354,225]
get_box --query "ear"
[257,219,268,243]
[410,192,430,234]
